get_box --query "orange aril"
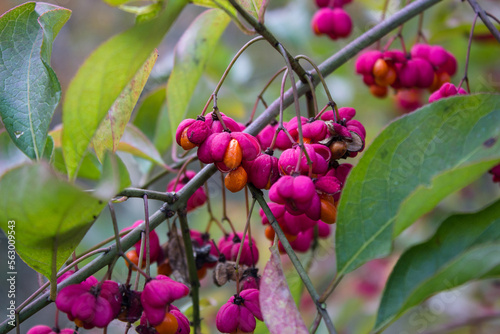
[224,166,247,193]
[375,65,397,86]
[369,85,388,98]
[429,71,451,92]
[155,312,179,334]
[265,225,275,241]
[125,250,145,271]
[320,198,337,224]
[180,128,196,150]
[197,266,207,280]
[157,259,173,276]
[223,139,243,170]
[372,58,389,78]
[285,232,297,242]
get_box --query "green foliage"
[62,0,187,179]
[155,9,230,153]
[191,0,263,20]
[0,3,70,160]
[0,163,106,280]
[0,130,29,175]
[133,87,167,141]
[92,50,158,162]
[336,93,500,276]
[102,0,135,6]
[118,124,168,168]
[94,152,131,200]
[375,199,500,331]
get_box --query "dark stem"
[117,188,176,203]
[143,195,151,277]
[177,209,201,334]
[458,12,479,93]
[376,0,391,49]
[109,202,123,254]
[226,0,310,83]
[249,185,338,334]
[467,0,500,43]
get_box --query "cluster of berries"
[48,270,189,333]
[176,112,259,193]
[311,0,353,40]
[175,106,365,332]
[216,289,263,333]
[183,230,259,281]
[355,44,458,111]
[176,107,364,253]
[28,265,189,334]
[121,219,261,332]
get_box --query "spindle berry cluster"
[355,43,459,111]
[311,0,353,40]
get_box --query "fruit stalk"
[467,0,500,43]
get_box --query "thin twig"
[117,188,176,203]
[458,12,478,93]
[177,209,201,334]
[249,185,338,334]
[226,0,318,118]
[143,195,151,277]
[467,0,500,43]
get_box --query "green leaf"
[191,0,236,17]
[94,152,131,200]
[93,50,158,162]
[0,163,106,279]
[133,87,166,141]
[62,0,187,179]
[53,148,102,180]
[191,0,262,19]
[236,0,262,18]
[0,130,30,176]
[286,269,305,307]
[42,135,55,162]
[118,124,167,168]
[336,94,500,276]
[0,3,71,160]
[51,126,103,180]
[155,9,230,153]
[260,246,308,334]
[102,0,134,6]
[375,199,500,331]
